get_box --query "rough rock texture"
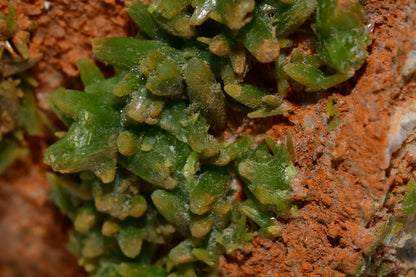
[1,0,134,108]
[220,0,416,275]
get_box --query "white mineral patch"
[230,178,240,191]
[402,50,416,78]
[385,49,416,166]
[44,1,50,10]
[385,101,416,168]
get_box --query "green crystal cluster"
[352,180,416,276]
[0,2,42,172]
[45,64,296,274]
[44,0,371,275]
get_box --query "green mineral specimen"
[44,0,373,275]
[152,187,191,236]
[208,136,254,166]
[74,202,98,233]
[125,86,165,125]
[216,215,253,254]
[44,89,122,183]
[140,50,185,96]
[189,0,217,26]
[0,138,28,172]
[169,239,197,264]
[0,2,42,173]
[242,192,283,235]
[273,0,318,37]
[224,84,267,110]
[92,38,185,70]
[92,173,147,220]
[149,0,192,20]
[402,179,416,216]
[151,11,195,40]
[185,58,227,131]
[158,101,220,158]
[284,62,352,92]
[119,127,191,190]
[240,5,280,63]
[189,213,213,238]
[238,138,296,214]
[116,263,167,277]
[188,166,231,215]
[217,0,255,30]
[117,221,144,258]
[315,0,372,74]
[326,96,341,131]
[126,1,180,45]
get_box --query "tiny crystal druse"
[0,3,42,172]
[43,0,370,275]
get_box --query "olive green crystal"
[44,0,372,275]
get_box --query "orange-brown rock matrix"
[220,0,416,276]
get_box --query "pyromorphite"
[315,0,372,73]
[238,139,296,215]
[44,89,122,183]
[0,3,42,173]
[44,0,373,275]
